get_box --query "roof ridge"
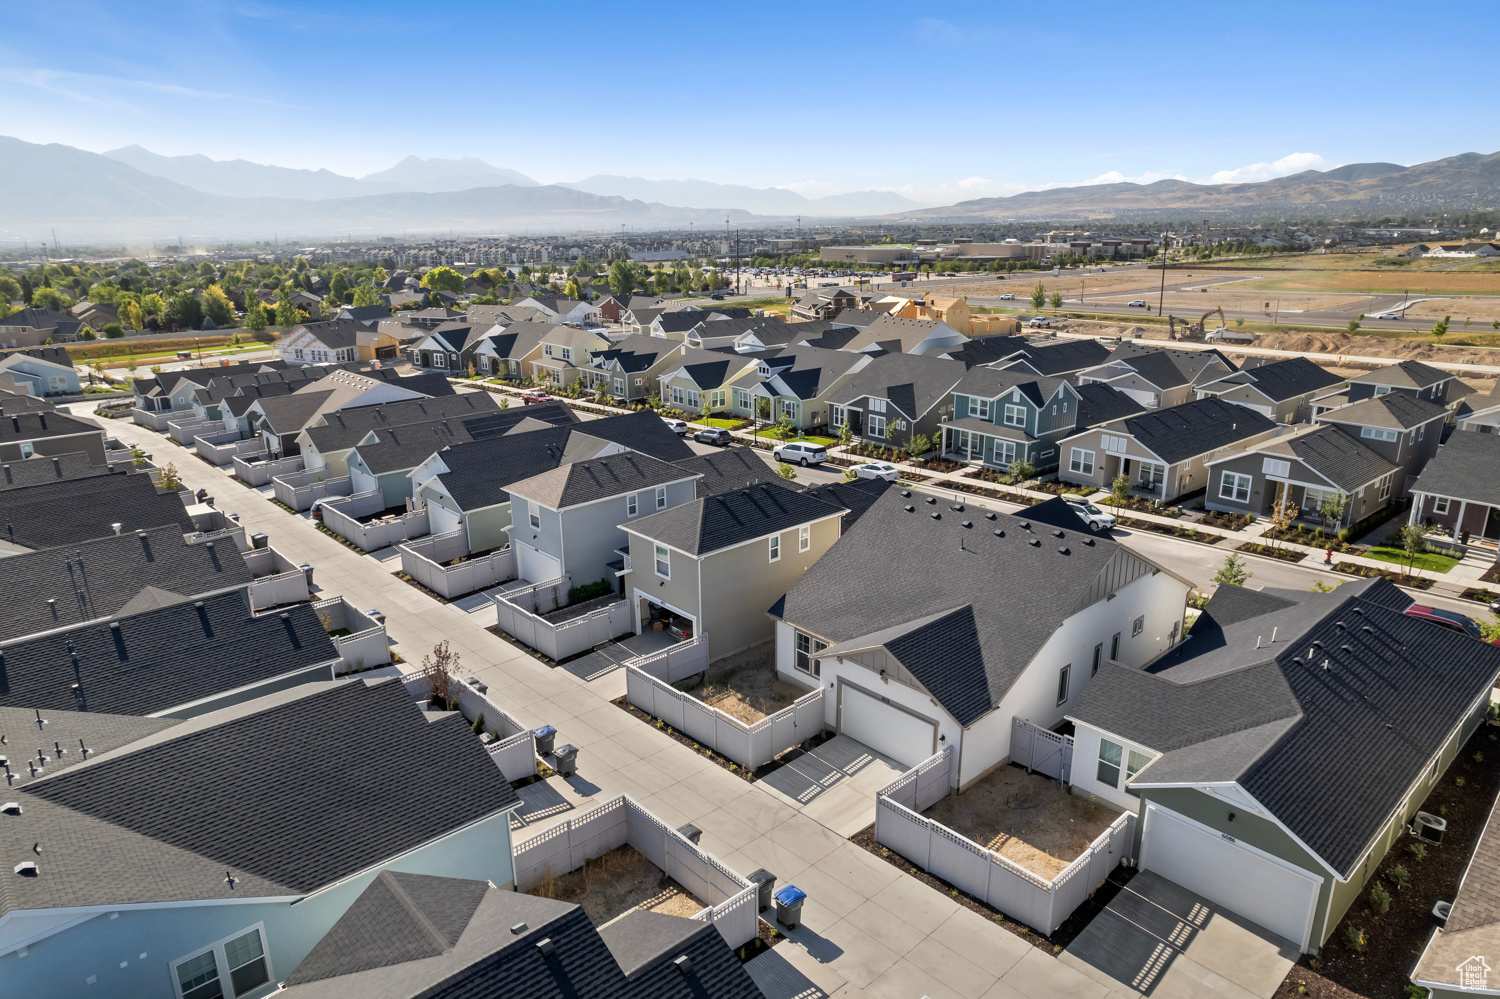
[379,870,459,954]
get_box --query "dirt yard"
[924,766,1123,880]
[529,844,705,925]
[676,640,814,723]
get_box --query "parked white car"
[1062,493,1118,531]
[662,418,689,435]
[851,461,899,481]
[998,293,1015,301]
[772,441,828,466]
[1028,317,1053,328]
[1127,300,1147,307]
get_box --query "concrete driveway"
[1061,871,1296,999]
[757,735,902,838]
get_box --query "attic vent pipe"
[111,523,122,535]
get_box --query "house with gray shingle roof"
[1203,423,1399,527]
[737,345,870,430]
[657,347,761,416]
[825,352,966,452]
[939,365,1081,472]
[1194,355,1346,423]
[1077,342,1237,411]
[1407,429,1500,547]
[1315,391,1446,495]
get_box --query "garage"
[837,682,938,769]
[516,541,561,584]
[1139,802,1322,949]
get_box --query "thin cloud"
[1207,152,1334,184]
[0,66,294,110]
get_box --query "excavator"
[1189,306,1226,337]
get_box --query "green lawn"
[798,435,838,446]
[1362,546,1460,574]
[699,417,748,429]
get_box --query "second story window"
[655,486,666,510]
[654,543,670,578]
[543,344,554,357]
[627,493,638,516]
[528,501,540,529]
[868,398,886,414]
[971,397,990,420]
[1004,404,1026,427]
[799,524,810,551]
[769,534,781,562]
[560,347,572,362]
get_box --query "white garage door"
[516,542,561,584]
[838,683,937,769]
[1141,802,1321,949]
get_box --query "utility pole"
[1156,232,1169,317]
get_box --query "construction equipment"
[1190,306,1226,337]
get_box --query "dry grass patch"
[529,844,705,925]
[923,766,1122,880]
[677,640,813,723]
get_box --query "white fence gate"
[874,748,1134,935]
[1010,717,1074,783]
[511,795,758,949]
[493,576,632,661]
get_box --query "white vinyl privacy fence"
[235,453,303,486]
[194,431,266,466]
[1011,717,1074,783]
[321,489,429,550]
[245,546,310,610]
[167,416,221,443]
[312,597,392,673]
[875,748,1136,935]
[272,467,352,510]
[512,795,758,948]
[131,408,174,430]
[493,576,632,661]
[402,672,536,782]
[625,638,824,771]
[399,531,516,599]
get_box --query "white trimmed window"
[1137,462,1165,489]
[769,534,781,562]
[654,543,670,578]
[1097,738,1122,787]
[627,493,638,517]
[1378,474,1392,500]
[794,631,826,676]
[971,396,991,420]
[830,405,845,428]
[655,486,666,510]
[1003,404,1026,427]
[995,439,1017,467]
[528,501,540,529]
[543,344,554,357]
[1361,426,1399,442]
[1220,471,1252,502]
[709,389,726,409]
[733,388,751,411]
[1434,497,1451,514]
[1069,448,1095,476]
[1262,457,1291,478]
[868,414,886,438]
[686,389,701,409]
[781,399,798,420]
[1056,664,1071,705]
[173,924,272,999]
[671,386,685,405]
[868,398,886,414]
[798,524,810,552]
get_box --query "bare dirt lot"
[529,844,704,925]
[676,640,814,723]
[923,766,1122,880]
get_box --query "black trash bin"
[748,869,776,912]
[677,824,702,845]
[773,885,806,929]
[533,725,557,756]
[554,744,578,777]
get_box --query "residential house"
[939,367,1083,472]
[130,361,311,419]
[894,294,970,332]
[1074,382,1149,429]
[837,313,969,357]
[296,392,506,478]
[1193,356,1346,423]
[526,325,613,387]
[274,871,761,999]
[673,446,801,497]
[594,293,632,322]
[1077,343,1237,410]
[625,306,667,336]
[1456,380,1500,433]
[1346,358,1461,408]
[583,334,689,402]
[648,308,718,341]
[1315,392,1446,494]
[658,348,761,416]
[0,592,339,718]
[1411,784,1500,996]
[1068,579,1500,952]
[0,525,251,642]
[791,287,858,321]
[0,409,107,464]
[735,346,870,430]
[731,320,834,353]
[0,451,114,490]
[70,300,119,329]
[279,318,403,365]
[410,411,692,559]
[1204,424,1399,527]
[771,493,1191,773]
[246,369,447,458]
[332,303,392,324]
[511,294,599,324]
[994,338,1112,379]
[826,352,966,451]
[1408,430,1500,546]
[287,288,323,317]
[0,678,522,999]
[685,315,783,350]
[0,307,93,347]
[469,320,548,378]
[0,473,198,555]
[407,321,489,372]
[0,346,81,396]
[1058,397,1279,500]
[622,481,861,657]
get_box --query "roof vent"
[1029,538,1040,547]
[1019,521,1030,530]
[673,955,695,977]
[925,496,936,504]
[1083,538,1095,546]
[901,490,911,498]
[279,612,290,620]
[993,529,1004,537]
[510,922,528,935]
[1340,645,1353,654]
[930,512,940,520]
[1361,625,1374,634]
[904,505,914,512]
[536,938,556,959]
[1052,529,1065,538]
[962,521,972,529]
[1058,547,1070,555]
[950,503,964,512]
[13,861,36,877]
[1352,606,1364,615]
[1,802,19,815]
[985,512,996,520]
[193,601,204,609]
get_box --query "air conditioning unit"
[1413,811,1447,844]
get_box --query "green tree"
[608,259,636,297]
[1108,473,1131,512]
[837,421,853,447]
[141,292,166,318]
[0,274,20,303]
[1432,315,1449,338]
[244,303,269,332]
[1030,280,1047,310]
[1212,552,1252,587]
[1398,523,1429,581]
[1317,491,1349,539]
[776,462,797,481]
[1049,291,1063,309]
[100,321,124,339]
[1008,458,1036,485]
[1346,319,1361,334]
[564,278,581,300]
[164,292,203,331]
[351,284,379,308]
[202,285,235,328]
[274,294,300,328]
[420,266,464,293]
[329,271,351,303]
[373,266,388,285]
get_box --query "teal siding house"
[942,368,1082,472]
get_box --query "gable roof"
[1074,382,1149,428]
[2,679,519,916]
[938,334,1031,368]
[1001,337,1112,377]
[1410,430,1500,503]
[798,478,892,529]
[303,392,503,453]
[591,333,683,373]
[829,352,968,418]
[1350,359,1452,390]
[1200,355,1344,402]
[291,318,366,350]
[0,593,338,716]
[951,365,1069,409]
[624,481,841,556]
[1316,392,1448,430]
[1108,341,1236,383]
[0,409,102,445]
[1071,578,1500,878]
[674,447,794,497]
[1083,397,1277,464]
[508,449,696,510]
[0,473,198,552]
[0,452,114,490]
[779,493,1168,725]
[842,313,964,353]
[758,345,867,401]
[1240,424,1398,492]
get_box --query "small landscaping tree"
[1049,291,1063,309]
[158,462,182,491]
[1108,473,1131,512]
[419,639,460,708]
[1432,315,1449,338]
[776,462,797,481]
[1346,319,1360,334]
[1008,457,1036,488]
[904,432,931,462]
[883,418,901,450]
[1398,522,1429,581]
[1317,491,1349,541]
[1212,552,1252,588]
[1029,280,1047,310]
[837,421,853,447]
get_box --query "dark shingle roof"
[1088,397,1277,465]
[304,392,502,450]
[1072,578,1500,878]
[674,447,792,497]
[1251,425,1398,492]
[1203,355,1344,402]
[781,493,1164,725]
[0,525,251,643]
[625,481,841,555]
[0,410,101,445]
[591,334,681,374]
[1351,359,1452,390]
[1317,392,1448,430]
[510,451,696,510]
[1108,342,1236,383]
[799,478,891,529]
[830,352,968,418]
[0,452,114,490]
[1410,430,1500,503]
[762,346,867,401]
[6,679,519,915]
[0,594,338,716]
[1002,338,1111,377]
[0,473,197,552]
[1074,382,1148,428]
[951,366,1067,409]
[294,318,365,350]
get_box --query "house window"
[1097,738,1122,787]
[559,347,572,362]
[781,399,798,420]
[614,378,625,396]
[794,631,825,676]
[971,397,991,420]
[1220,471,1252,502]
[1111,632,1120,659]
[1361,426,1399,442]
[1262,458,1291,478]
[543,344,554,357]
[173,925,271,999]
[994,440,1017,467]
[686,390,701,409]
[1092,642,1103,676]
[769,535,781,562]
[1069,448,1095,476]
[655,486,666,510]
[1378,475,1392,500]
[868,398,886,414]
[868,414,886,438]
[798,524,810,552]
[1101,434,1127,453]
[1434,497,1451,515]
[671,386,685,405]
[1132,615,1144,637]
[1003,404,1026,427]
[528,501,540,529]
[1056,664,1071,705]
[710,389,726,409]
[1125,750,1152,795]
[1374,385,1391,396]
[627,493,638,517]
[654,543,670,578]
[830,405,845,428]
[1137,463,1165,490]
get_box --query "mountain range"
[561,176,922,217]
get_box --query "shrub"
[1475,752,1485,763]
[1388,865,1411,890]
[471,712,485,734]
[1457,777,1466,788]
[1368,884,1391,915]
[567,577,614,605]
[1341,925,1368,953]
[1409,841,1428,861]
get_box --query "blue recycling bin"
[773,884,806,928]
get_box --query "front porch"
[1409,492,1500,560]
[940,420,1049,473]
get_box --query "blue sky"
[2,1,1495,205]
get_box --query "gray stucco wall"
[700,514,842,659]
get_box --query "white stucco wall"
[1068,722,1159,809]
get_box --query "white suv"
[1063,493,1118,531]
[773,441,828,466]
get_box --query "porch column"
[1408,494,1423,526]
[1457,500,1469,537]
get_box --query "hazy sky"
[3,1,1495,205]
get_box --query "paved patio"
[1061,871,1296,999]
